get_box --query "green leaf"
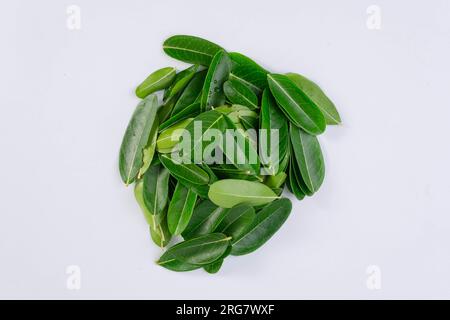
[163,35,223,66]
[229,52,268,94]
[288,161,305,200]
[216,204,255,242]
[159,153,210,185]
[167,182,198,235]
[181,110,230,163]
[164,65,200,101]
[156,118,193,152]
[135,67,176,99]
[119,95,159,185]
[157,250,200,272]
[222,115,260,176]
[172,70,206,116]
[223,79,259,110]
[289,123,325,193]
[149,213,171,248]
[200,50,231,111]
[203,259,224,274]
[264,172,287,190]
[208,179,279,208]
[143,164,170,216]
[286,72,341,125]
[231,198,292,256]
[159,102,201,132]
[267,74,326,135]
[157,93,179,123]
[203,245,231,274]
[259,89,289,175]
[210,164,260,181]
[182,200,228,239]
[134,179,156,227]
[164,233,231,265]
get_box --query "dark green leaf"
[166,233,231,265]
[159,102,201,131]
[157,250,200,272]
[223,79,259,110]
[231,198,292,256]
[289,124,325,193]
[259,89,289,175]
[143,164,170,216]
[159,153,210,185]
[182,200,228,239]
[267,74,325,135]
[172,70,207,116]
[203,245,231,274]
[181,110,230,163]
[163,35,223,66]
[164,65,200,101]
[288,161,306,200]
[119,95,159,185]
[216,204,255,241]
[200,50,231,111]
[286,72,341,125]
[167,182,198,235]
[229,52,268,94]
[222,115,260,176]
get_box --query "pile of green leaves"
[119,35,341,273]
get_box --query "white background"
[1,0,450,299]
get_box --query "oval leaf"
[259,89,289,175]
[231,198,292,255]
[289,124,325,193]
[223,79,259,110]
[182,200,228,240]
[166,233,231,265]
[135,67,176,98]
[267,73,325,135]
[164,65,199,101]
[119,95,159,185]
[163,35,223,66]
[286,72,341,125]
[216,204,255,242]
[143,164,170,216]
[172,70,207,116]
[208,179,278,208]
[156,118,193,152]
[229,52,269,94]
[159,153,210,185]
[167,182,198,235]
[159,102,201,131]
[157,250,200,272]
[200,50,231,111]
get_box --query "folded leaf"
[268,74,325,135]
[289,124,325,193]
[119,95,159,185]
[286,72,341,125]
[201,50,231,111]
